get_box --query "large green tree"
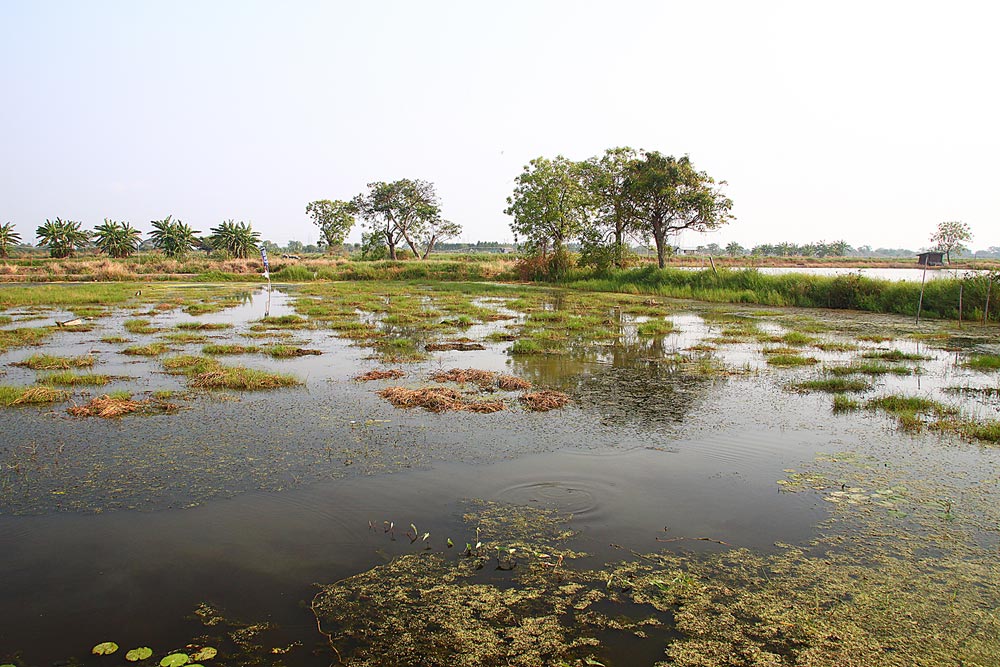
[149,215,201,258]
[305,200,356,252]
[353,179,442,260]
[0,222,21,258]
[504,156,590,275]
[36,218,90,258]
[930,221,972,264]
[208,220,261,258]
[627,153,733,268]
[580,147,639,269]
[92,219,142,258]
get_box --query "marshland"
[1,271,999,666]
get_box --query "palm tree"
[36,218,90,258]
[149,215,200,258]
[208,220,261,258]
[93,219,142,258]
[0,222,21,258]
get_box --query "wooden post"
[958,282,963,328]
[916,262,928,324]
[708,255,719,278]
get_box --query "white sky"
[1,0,997,249]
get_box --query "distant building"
[917,251,944,266]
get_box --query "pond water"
[1,283,999,665]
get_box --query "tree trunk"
[653,231,667,269]
[422,237,436,260]
[613,226,625,269]
[384,228,397,260]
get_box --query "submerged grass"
[202,343,261,355]
[122,343,171,356]
[767,354,819,367]
[123,318,158,334]
[38,371,112,386]
[861,349,931,361]
[794,377,871,393]
[0,326,53,353]
[827,361,913,376]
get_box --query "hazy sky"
[2,0,998,250]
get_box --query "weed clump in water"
[122,343,171,356]
[0,385,69,406]
[425,340,487,351]
[67,394,147,418]
[963,354,1000,371]
[520,390,570,412]
[38,371,112,386]
[826,361,912,376]
[832,394,861,412]
[202,344,261,356]
[862,349,931,361]
[355,369,406,381]
[793,378,871,393]
[377,386,505,413]
[13,354,95,370]
[191,367,301,391]
[766,354,819,367]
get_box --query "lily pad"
[93,642,120,655]
[160,654,190,667]
[126,647,154,661]
[190,647,217,661]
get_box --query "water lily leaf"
[93,642,119,655]
[126,647,154,661]
[160,653,190,667]
[191,647,217,661]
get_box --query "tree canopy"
[353,179,454,260]
[208,220,261,258]
[36,218,90,258]
[306,200,356,252]
[0,222,21,258]
[149,216,201,258]
[930,221,972,263]
[93,219,142,258]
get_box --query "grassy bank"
[562,266,999,321]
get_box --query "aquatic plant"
[13,353,95,370]
[862,349,931,361]
[124,318,158,334]
[963,354,1000,371]
[125,647,153,661]
[794,378,871,393]
[826,361,912,376]
[832,393,861,412]
[202,343,261,355]
[0,385,68,406]
[355,368,406,381]
[766,354,819,367]
[636,318,674,336]
[38,371,112,386]
[122,343,171,356]
[92,641,118,655]
[190,366,301,391]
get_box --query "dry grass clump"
[355,369,406,381]
[497,374,532,391]
[462,398,507,413]
[90,259,136,281]
[67,394,145,418]
[378,386,466,412]
[520,390,570,412]
[425,341,487,351]
[431,368,497,385]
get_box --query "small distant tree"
[0,222,21,258]
[725,241,745,257]
[418,218,462,259]
[208,220,261,259]
[930,221,972,264]
[36,218,90,258]
[505,155,589,277]
[93,219,142,258]
[285,240,304,254]
[149,216,200,258]
[353,180,441,260]
[627,153,733,269]
[305,199,356,253]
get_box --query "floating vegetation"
[376,386,506,413]
[12,353,96,370]
[519,390,570,412]
[91,642,119,655]
[0,385,68,406]
[0,326,53,353]
[125,647,153,661]
[38,371,112,386]
[159,653,190,667]
[122,343,172,356]
[793,377,871,393]
[262,344,322,358]
[826,361,912,376]
[202,343,261,355]
[124,318,158,334]
[355,368,406,381]
[963,353,1000,371]
[66,393,178,419]
[766,353,819,367]
[190,366,301,391]
[636,318,674,336]
[862,349,931,361]
[176,321,232,330]
[425,340,487,351]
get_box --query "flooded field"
[1,281,999,666]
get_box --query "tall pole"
[916,261,928,325]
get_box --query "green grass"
[0,315,12,325]
[0,326,54,353]
[779,331,816,346]
[162,354,220,376]
[0,283,139,309]
[190,365,301,390]
[13,353,95,370]
[122,343,171,356]
[263,345,322,358]
[794,378,871,393]
[767,354,820,367]
[827,362,913,376]
[812,341,859,352]
[832,394,861,412]
[962,354,1000,371]
[161,331,209,343]
[256,314,310,329]
[38,371,112,386]
[202,343,261,355]
[637,319,674,336]
[862,349,931,361]
[100,335,130,344]
[124,318,158,334]
[866,395,957,417]
[0,385,69,406]
[176,321,233,330]
[960,420,1000,443]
